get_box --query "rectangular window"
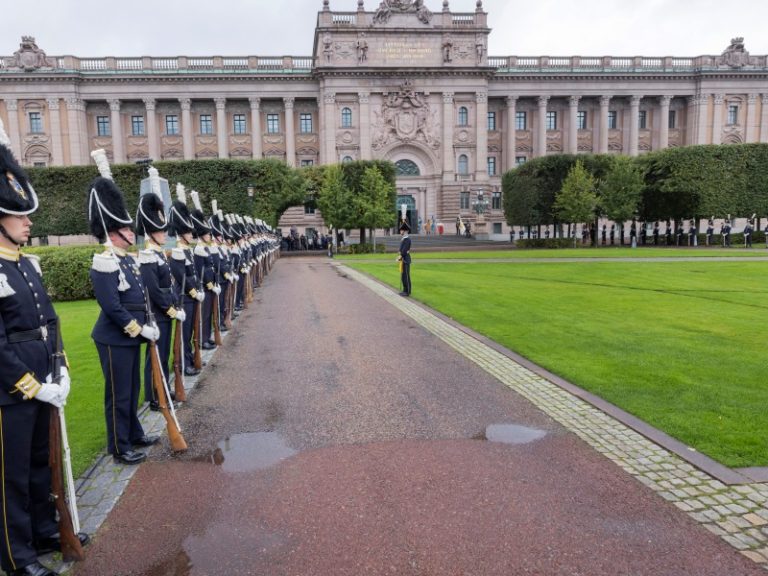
[515,111,527,131]
[199,114,213,135]
[96,115,111,137]
[460,191,470,210]
[267,113,280,134]
[487,157,497,176]
[608,111,617,130]
[233,114,247,135]
[546,111,557,130]
[515,156,527,166]
[131,115,145,136]
[304,204,316,215]
[487,111,496,131]
[493,222,502,234]
[727,105,738,125]
[668,110,676,129]
[577,111,587,130]
[33,162,47,168]
[492,191,501,210]
[29,112,43,133]
[165,115,179,135]
[638,110,647,130]
[300,113,313,134]
[300,159,314,167]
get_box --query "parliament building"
[2,0,768,237]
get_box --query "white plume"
[211,199,218,215]
[218,209,224,220]
[176,183,187,204]
[91,149,113,180]
[0,117,11,149]
[148,166,161,197]
[190,190,203,212]
[225,214,233,225]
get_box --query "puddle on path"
[195,432,297,473]
[475,424,547,445]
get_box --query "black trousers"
[401,262,411,295]
[236,276,246,308]
[181,300,196,368]
[203,291,214,343]
[0,401,58,572]
[144,320,172,404]
[96,343,145,456]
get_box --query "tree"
[316,165,352,239]
[599,156,644,245]
[554,160,598,246]
[358,166,396,249]
[341,160,397,244]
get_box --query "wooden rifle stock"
[172,320,186,402]
[212,290,223,346]
[150,340,187,452]
[193,298,202,370]
[224,283,233,329]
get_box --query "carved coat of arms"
[716,37,752,69]
[372,80,440,150]
[5,37,55,71]
[373,0,432,25]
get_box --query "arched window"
[341,107,353,128]
[395,159,420,176]
[342,156,354,164]
[457,154,469,175]
[458,106,469,126]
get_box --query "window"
[458,106,469,126]
[233,114,247,135]
[638,110,647,130]
[487,111,496,131]
[515,156,527,166]
[267,113,280,134]
[457,154,469,175]
[515,111,527,131]
[199,114,213,135]
[577,111,587,130]
[341,107,352,128]
[668,110,676,129]
[546,111,557,130]
[492,191,501,210]
[727,105,738,125]
[460,191,470,210]
[300,113,313,134]
[131,115,145,136]
[304,203,316,215]
[395,159,420,176]
[300,159,314,167]
[29,112,43,133]
[165,115,179,135]
[342,156,354,164]
[487,157,496,176]
[493,223,502,234]
[96,116,111,137]
[608,111,617,130]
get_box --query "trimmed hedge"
[347,243,387,254]
[25,245,101,302]
[516,238,576,249]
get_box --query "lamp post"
[471,188,491,240]
[246,183,255,217]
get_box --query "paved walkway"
[54,256,768,575]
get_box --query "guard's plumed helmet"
[189,190,211,238]
[0,118,38,216]
[87,149,133,243]
[135,166,167,236]
[168,183,194,237]
[208,199,225,238]
[399,219,411,233]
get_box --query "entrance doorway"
[396,195,418,234]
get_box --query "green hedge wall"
[25,245,101,302]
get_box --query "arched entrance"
[384,144,440,235]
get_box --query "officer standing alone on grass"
[397,219,411,297]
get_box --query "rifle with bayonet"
[172,274,187,402]
[193,272,203,371]
[212,247,223,346]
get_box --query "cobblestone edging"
[340,264,768,569]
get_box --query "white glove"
[59,366,71,403]
[141,323,160,342]
[36,381,64,408]
[175,309,187,323]
[233,274,240,282]
[213,285,222,296]
[195,291,205,302]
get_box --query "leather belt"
[7,326,49,343]
[123,304,145,312]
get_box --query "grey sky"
[4,0,767,58]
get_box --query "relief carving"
[372,79,440,150]
[5,37,55,71]
[716,37,755,69]
[334,42,356,62]
[372,0,432,25]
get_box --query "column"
[505,96,517,171]
[745,93,758,143]
[685,96,697,146]
[249,97,262,159]
[215,97,229,158]
[66,98,85,165]
[45,98,64,166]
[658,96,671,150]
[107,99,125,164]
[628,95,641,157]
[180,98,194,160]
[143,98,160,161]
[475,92,488,180]
[568,95,580,154]
[598,96,610,153]
[442,92,454,177]
[711,93,724,144]
[4,100,22,160]
[536,96,548,157]
[284,97,295,167]
[358,92,371,160]
[696,93,709,145]
[323,92,336,163]
[760,95,768,143]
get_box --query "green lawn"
[348,259,768,468]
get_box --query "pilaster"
[4,100,22,160]
[536,96,548,157]
[108,99,125,164]
[215,97,229,158]
[658,96,671,150]
[249,97,262,159]
[598,96,610,154]
[568,95,580,154]
[358,92,371,160]
[284,97,296,167]
[143,98,159,161]
[711,93,724,145]
[442,92,454,177]
[46,98,64,166]
[628,95,642,157]
[505,96,517,171]
[746,93,758,143]
[180,98,194,160]
[65,98,85,165]
[475,92,488,180]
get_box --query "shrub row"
[515,238,575,249]
[25,245,101,302]
[345,243,387,254]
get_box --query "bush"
[515,238,575,249]
[348,243,387,254]
[25,245,101,302]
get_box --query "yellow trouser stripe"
[0,408,16,570]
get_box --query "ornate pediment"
[716,37,754,68]
[372,0,432,25]
[5,37,55,71]
[372,79,440,151]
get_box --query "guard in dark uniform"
[168,184,204,376]
[87,149,159,466]
[687,219,696,246]
[208,202,232,332]
[136,167,183,410]
[609,224,615,245]
[0,123,88,576]
[640,222,647,246]
[397,220,412,296]
[723,216,732,247]
[664,222,672,245]
[601,224,606,245]
[744,215,755,248]
[706,218,714,246]
[653,221,660,245]
[189,191,218,349]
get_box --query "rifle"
[49,316,85,562]
[144,288,188,452]
[212,249,223,346]
[172,274,187,402]
[193,271,203,371]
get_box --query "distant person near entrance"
[397,220,412,297]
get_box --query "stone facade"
[1,4,767,236]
